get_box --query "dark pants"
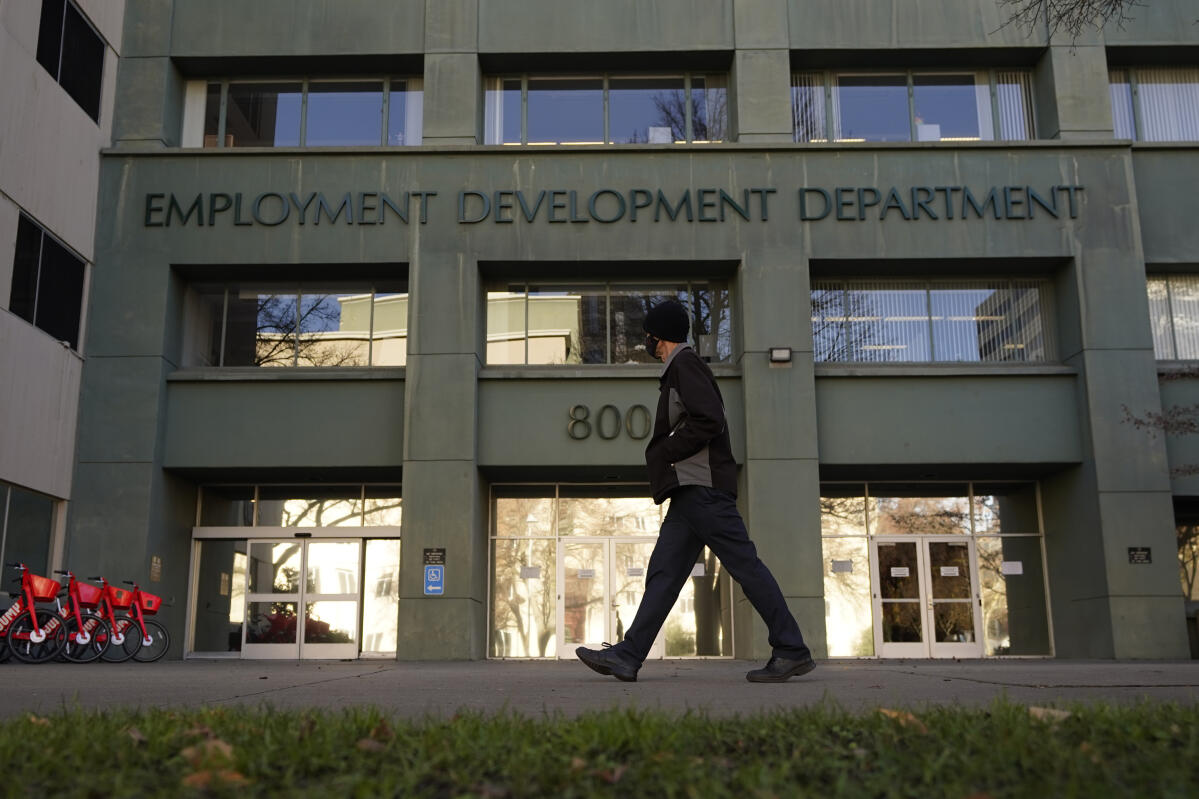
[616,485,809,663]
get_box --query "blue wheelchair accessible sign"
[424,565,444,595]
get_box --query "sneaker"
[745,655,816,683]
[575,643,640,682]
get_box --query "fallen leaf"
[182,769,249,789]
[181,738,235,768]
[570,757,587,772]
[370,720,394,741]
[357,738,386,753]
[126,727,147,745]
[1028,707,1072,724]
[877,708,928,734]
[27,715,50,727]
[596,765,628,784]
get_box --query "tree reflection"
[254,293,367,367]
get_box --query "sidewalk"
[2,659,1196,719]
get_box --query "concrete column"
[736,248,825,659]
[1033,31,1114,140]
[396,249,486,659]
[111,0,183,148]
[422,0,480,146]
[730,0,793,144]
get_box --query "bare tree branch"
[997,0,1145,41]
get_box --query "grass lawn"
[2,700,1196,797]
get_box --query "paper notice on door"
[940,566,960,577]
[627,567,644,577]
[1001,561,1024,575]
[577,569,595,579]
[890,566,910,578]
[831,560,853,574]
[690,563,705,577]
[520,566,541,579]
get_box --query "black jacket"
[645,345,738,504]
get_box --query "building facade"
[24,0,1199,660]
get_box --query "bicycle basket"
[106,586,134,609]
[28,574,62,603]
[139,592,163,615]
[75,581,103,608]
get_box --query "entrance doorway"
[558,538,665,659]
[871,536,983,658]
[241,539,362,659]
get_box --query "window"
[182,283,408,367]
[199,78,422,147]
[198,485,401,528]
[793,70,1035,143]
[1109,67,1199,141]
[9,214,86,349]
[0,482,55,576]
[1146,274,1199,359]
[484,74,727,145]
[486,281,732,365]
[812,278,1055,363]
[36,0,105,122]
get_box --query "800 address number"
[568,404,652,441]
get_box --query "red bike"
[0,564,67,663]
[46,570,112,663]
[94,577,170,662]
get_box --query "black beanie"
[643,300,690,343]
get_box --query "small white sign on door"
[890,566,910,578]
[940,566,960,577]
[520,566,541,580]
[831,560,853,574]
[1001,561,1024,575]
[577,569,595,579]
[627,567,644,577]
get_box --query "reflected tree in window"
[649,88,728,143]
[254,293,367,367]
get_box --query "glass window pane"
[32,233,85,349]
[558,494,661,537]
[484,78,522,145]
[977,536,1051,655]
[793,72,826,142]
[256,486,363,527]
[609,285,686,364]
[1136,67,1199,142]
[363,487,402,527]
[367,291,408,366]
[305,81,383,146]
[997,70,1035,140]
[486,288,527,364]
[304,601,357,644]
[608,77,685,144]
[526,78,603,144]
[246,543,301,593]
[245,601,297,643]
[692,283,732,362]
[36,0,65,79]
[868,484,972,535]
[821,486,868,536]
[811,281,844,362]
[203,82,222,147]
[387,79,423,146]
[1169,275,1199,359]
[192,540,247,653]
[1109,69,1135,140]
[297,289,369,367]
[305,542,360,594]
[9,215,42,325]
[527,285,605,364]
[59,2,104,122]
[912,73,992,142]
[493,491,555,537]
[226,82,302,147]
[1147,277,1175,359]
[183,285,225,367]
[663,547,731,656]
[223,290,297,367]
[822,537,874,656]
[846,281,930,362]
[199,486,255,526]
[3,485,54,575]
[834,74,909,142]
[973,483,1040,533]
[362,539,400,652]
[931,281,1012,362]
[491,538,557,657]
[691,74,728,142]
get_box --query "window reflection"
[690,75,728,142]
[257,486,364,527]
[527,78,603,144]
[246,601,297,644]
[386,79,423,146]
[608,77,685,143]
[305,81,383,146]
[303,601,357,643]
[193,540,247,652]
[976,536,1050,655]
[868,485,972,536]
[491,538,557,657]
[835,75,908,141]
[226,83,302,147]
[913,74,992,141]
[247,543,301,593]
[362,539,401,653]
[822,537,873,656]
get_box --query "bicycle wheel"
[8,609,67,663]
[62,612,111,663]
[131,619,170,663]
[100,615,140,662]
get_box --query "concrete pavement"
[2,659,1197,718]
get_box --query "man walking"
[575,299,815,683]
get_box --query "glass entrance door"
[871,536,982,658]
[242,539,361,659]
[557,538,663,659]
